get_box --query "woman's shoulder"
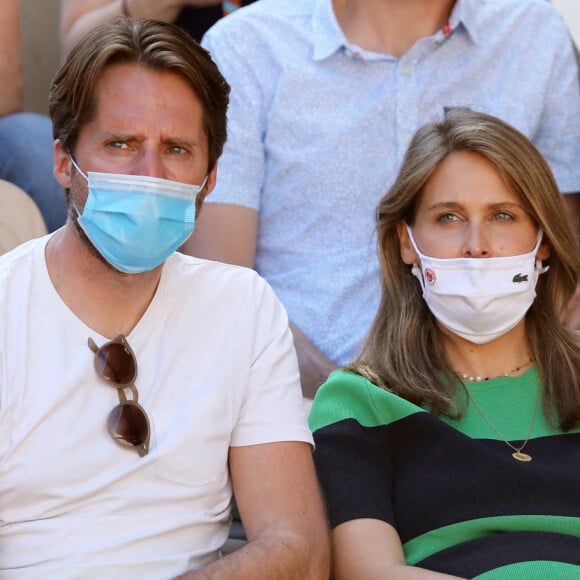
[309,369,427,432]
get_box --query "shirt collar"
[449,0,483,45]
[311,0,482,62]
[312,0,345,61]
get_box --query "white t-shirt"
[0,234,313,579]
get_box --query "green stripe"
[441,368,580,440]
[473,561,580,579]
[310,368,580,441]
[309,370,425,432]
[404,514,580,565]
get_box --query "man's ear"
[396,221,419,265]
[195,162,218,216]
[53,139,72,189]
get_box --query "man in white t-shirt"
[0,18,329,579]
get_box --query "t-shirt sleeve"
[309,371,398,529]
[229,274,313,447]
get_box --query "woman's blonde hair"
[350,110,580,428]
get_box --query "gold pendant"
[512,451,532,462]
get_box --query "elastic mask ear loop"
[70,157,88,181]
[195,175,209,197]
[68,157,89,219]
[533,229,543,252]
[405,224,426,291]
[533,229,549,276]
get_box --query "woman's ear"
[53,139,72,189]
[536,238,550,261]
[396,222,419,265]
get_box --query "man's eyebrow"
[100,131,139,140]
[162,137,202,147]
[97,132,203,148]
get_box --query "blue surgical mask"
[71,159,207,273]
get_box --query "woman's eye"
[437,213,459,223]
[493,211,514,221]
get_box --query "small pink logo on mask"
[425,268,436,285]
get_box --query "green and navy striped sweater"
[309,368,580,579]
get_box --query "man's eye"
[169,145,187,155]
[108,141,128,150]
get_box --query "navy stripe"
[313,415,580,539]
[418,531,580,577]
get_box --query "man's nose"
[135,149,165,179]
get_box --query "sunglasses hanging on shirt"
[88,335,150,457]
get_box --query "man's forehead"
[75,63,207,148]
[91,62,201,107]
[90,63,203,117]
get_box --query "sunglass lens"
[108,403,149,450]
[97,343,136,384]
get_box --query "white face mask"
[406,226,549,344]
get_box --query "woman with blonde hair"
[310,109,580,579]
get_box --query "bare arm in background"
[184,204,338,400]
[0,0,22,117]
[60,0,222,57]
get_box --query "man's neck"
[45,223,162,339]
[333,0,457,57]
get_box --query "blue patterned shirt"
[202,0,580,366]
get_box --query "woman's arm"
[332,518,465,580]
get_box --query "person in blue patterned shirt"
[185,0,580,401]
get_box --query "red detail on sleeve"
[443,20,452,36]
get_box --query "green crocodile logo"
[512,273,528,283]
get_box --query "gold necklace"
[462,378,540,463]
[454,357,534,383]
